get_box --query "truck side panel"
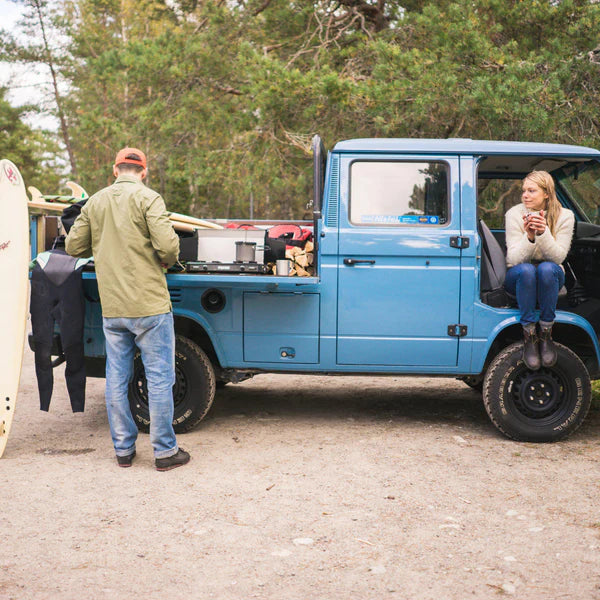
[243,292,320,363]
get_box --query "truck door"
[336,155,463,367]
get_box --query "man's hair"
[115,159,145,175]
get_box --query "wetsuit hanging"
[30,250,92,412]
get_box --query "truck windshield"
[556,160,600,224]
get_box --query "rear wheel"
[128,335,216,433]
[483,342,591,442]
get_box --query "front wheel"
[483,342,591,442]
[128,335,216,433]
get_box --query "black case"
[178,231,198,262]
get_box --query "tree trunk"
[33,0,78,178]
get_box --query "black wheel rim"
[506,364,573,424]
[131,360,188,411]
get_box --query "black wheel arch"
[482,322,600,380]
[174,315,223,376]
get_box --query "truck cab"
[29,137,600,442]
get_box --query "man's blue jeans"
[102,312,178,459]
[504,262,565,326]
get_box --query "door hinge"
[448,324,468,337]
[450,236,470,249]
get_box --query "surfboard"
[65,181,88,200]
[0,160,30,458]
[29,184,82,204]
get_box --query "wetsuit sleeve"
[145,194,180,267]
[65,206,93,258]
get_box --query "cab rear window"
[477,178,522,230]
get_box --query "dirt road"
[1,348,600,600]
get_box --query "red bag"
[267,225,313,249]
[224,223,259,230]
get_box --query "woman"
[504,170,574,370]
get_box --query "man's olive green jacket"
[65,175,179,318]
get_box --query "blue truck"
[29,137,600,442]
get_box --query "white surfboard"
[65,180,88,200]
[0,160,29,458]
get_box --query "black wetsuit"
[30,250,87,412]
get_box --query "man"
[66,147,190,471]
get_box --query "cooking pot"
[235,241,256,262]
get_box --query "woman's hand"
[530,210,547,236]
[523,210,547,241]
[523,212,536,241]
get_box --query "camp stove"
[186,261,269,274]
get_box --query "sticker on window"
[361,215,441,225]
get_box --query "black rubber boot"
[116,450,136,468]
[539,322,557,368]
[156,448,190,471]
[522,324,541,370]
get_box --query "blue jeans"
[103,312,178,459]
[504,262,565,326]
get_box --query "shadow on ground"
[211,377,491,429]
[206,375,600,442]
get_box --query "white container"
[196,229,265,263]
[276,259,292,276]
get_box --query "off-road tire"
[128,335,216,434]
[483,341,591,442]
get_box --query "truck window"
[477,178,522,229]
[349,161,449,226]
[556,161,600,224]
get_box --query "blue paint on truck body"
[35,139,600,380]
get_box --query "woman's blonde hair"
[523,170,561,236]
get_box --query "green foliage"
[2,0,600,217]
[592,380,600,407]
[0,88,61,190]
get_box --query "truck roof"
[332,138,600,158]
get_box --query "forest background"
[1,0,600,220]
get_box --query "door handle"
[343,258,376,266]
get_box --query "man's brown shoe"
[155,449,190,471]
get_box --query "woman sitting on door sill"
[504,170,575,370]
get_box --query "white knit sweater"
[505,203,575,268]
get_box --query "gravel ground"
[1,347,600,600]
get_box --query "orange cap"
[114,147,147,169]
